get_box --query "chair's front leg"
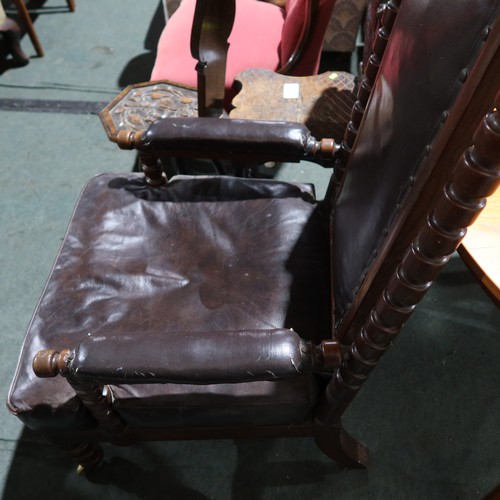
[33,349,128,437]
[46,434,104,475]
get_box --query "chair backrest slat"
[190,0,236,116]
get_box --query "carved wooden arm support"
[33,329,342,385]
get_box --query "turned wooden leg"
[0,16,29,63]
[48,437,104,474]
[12,0,44,57]
[313,421,369,469]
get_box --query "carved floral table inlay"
[100,81,198,142]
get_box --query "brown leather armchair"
[7,0,500,475]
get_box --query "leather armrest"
[116,117,337,163]
[33,329,342,385]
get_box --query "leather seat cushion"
[8,174,332,432]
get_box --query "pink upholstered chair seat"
[151,0,284,91]
[151,0,336,98]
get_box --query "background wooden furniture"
[163,0,369,56]
[323,0,367,53]
[152,0,338,112]
[108,0,384,172]
[230,69,356,141]
[459,185,500,307]
[9,0,75,57]
[0,1,29,63]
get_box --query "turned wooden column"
[326,0,401,200]
[319,92,500,423]
[33,349,128,436]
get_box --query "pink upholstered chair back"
[279,0,337,75]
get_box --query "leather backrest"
[330,0,500,336]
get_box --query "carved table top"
[100,80,198,142]
[230,69,357,141]
[100,72,356,146]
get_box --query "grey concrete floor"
[0,1,499,498]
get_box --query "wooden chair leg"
[313,421,369,469]
[48,436,104,474]
[11,0,44,57]
[66,0,75,12]
[0,15,29,63]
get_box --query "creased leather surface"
[8,174,330,431]
[330,0,500,321]
[70,328,306,384]
[143,118,315,162]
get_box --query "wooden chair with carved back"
[107,0,341,176]
[7,0,500,475]
[151,0,338,115]
[104,0,386,177]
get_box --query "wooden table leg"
[66,0,75,12]
[11,0,44,57]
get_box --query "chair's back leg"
[313,421,369,468]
